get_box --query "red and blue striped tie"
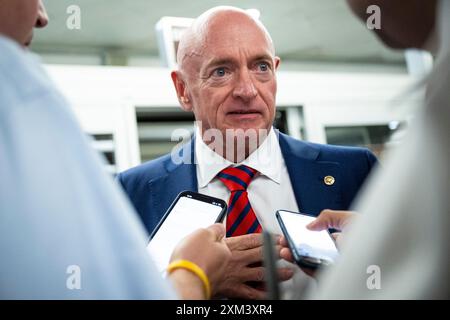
[217,165,262,237]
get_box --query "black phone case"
[276,210,335,270]
[148,190,227,243]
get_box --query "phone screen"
[277,210,339,265]
[147,192,226,273]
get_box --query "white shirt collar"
[195,127,283,188]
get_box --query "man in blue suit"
[119,133,376,238]
[118,6,377,299]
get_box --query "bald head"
[170,6,280,159]
[176,6,275,70]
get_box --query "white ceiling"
[32,0,405,65]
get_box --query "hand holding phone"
[147,191,227,273]
[276,210,339,269]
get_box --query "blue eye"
[213,67,226,77]
[258,62,269,72]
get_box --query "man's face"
[175,13,280,137]
[0,0,48,47]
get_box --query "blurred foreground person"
[282,0,449,299]
[0,0,230,299]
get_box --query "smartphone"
[147,191,227,273]
[276,209,339,269]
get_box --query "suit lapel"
[278,132,343,216]
[147,133,343,218]
[147,139,198,218]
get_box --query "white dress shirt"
[0,35,176,299]
[196,127,299,234]
[195,127,315,298]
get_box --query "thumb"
[307,210,355,231]
[207,223,226,241]
[306,219,327,231]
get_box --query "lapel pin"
[324,175,335,186]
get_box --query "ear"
[171,70,193,112]
[274,56,281,70]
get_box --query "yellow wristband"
[167,260,211,299]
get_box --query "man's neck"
[199,127,272,163]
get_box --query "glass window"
[325,125,398,159]
[137,108,194,163]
